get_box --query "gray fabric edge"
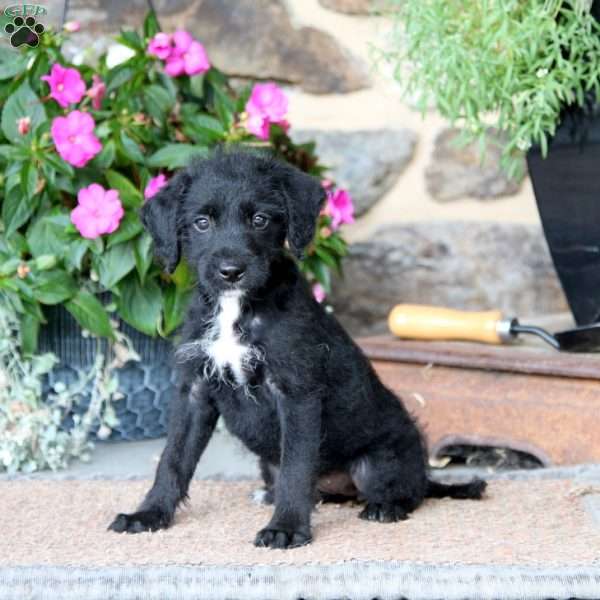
[2,561,600,600]
[5,462,600,483]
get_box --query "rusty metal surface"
[359,336,600,380]
[357,336,600,466]
[370,360,600,466]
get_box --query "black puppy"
[108,148,485,548]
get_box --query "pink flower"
[50,111,102,168]
[324,188,354,229]
[313,283,326,303]
[244,83,289,140]
[320,226,332,238]
[17,117,30,135]
[247,83,288,122]
[87,74,106,110]
[71,183,124,239]
[246,113,270,140]
[41,64,86,108]
[144,173,168,200]
[164,30,210,77]
[147,32,172,60]
[63,21,80,33]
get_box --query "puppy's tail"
[426,477,487,500]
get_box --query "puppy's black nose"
[219,264,245,282]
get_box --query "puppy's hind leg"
[108,378,219,534]
[351,435,429,523]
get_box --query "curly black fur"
[108,147,486,548]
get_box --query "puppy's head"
[140,147,325,294]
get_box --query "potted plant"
[384,0,600,324]
[0,12,354,471]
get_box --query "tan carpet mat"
[2,478,600,568]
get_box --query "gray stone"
[426,128,526,202]
[66,0,370,94]
[330,222,568,336]
[318,0,378,14]
[188,0,370,94]
[292,129,416,217]
[68,0,190,29]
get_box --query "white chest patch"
[201,291,257,386]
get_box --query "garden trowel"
[388,304,600,353]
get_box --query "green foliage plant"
[384,0,600,176]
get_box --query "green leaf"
[105,169,143,208]
[143,84,173,122]
[190,74,205,99]
[106,67,134,93]
[133,232,153,283]
[27,52,50,95]
[31,270,78,304]
[65,290,115,339]
[64,239,90,272]
[21,161,38,199]
[0,144,17,161]
[2,182,38,237]
[106,212,143,248]
[0,257,20,276]
[143,10,161,39]
[0,47,28,80]
[91,139,116,169]
[32,254,57,270]
[305,255,332,292]
[96,241,136,289]
[171,259,194,288]
[194,114,224,135]
[116,273,162,336]
[20,313,40,355]
[27,211,71,258]
[162,283,193,335]
[314,247,337,269]
[43,152,75,177]
[147,144,209,169]
[156,72,177,105]
[1,80,46,144]
[209,83,235,129]
[119,131,145,164]
[118,30,142,50]
[185,114,225,144]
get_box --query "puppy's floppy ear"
[140,169,191,273]
[277,162,326,258]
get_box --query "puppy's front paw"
[108,508,170,534]
[254,526,311,549]
[359,502,409,523]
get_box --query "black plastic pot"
[525,0,600,326]
[527,102,600,326]
[38,304,175,441]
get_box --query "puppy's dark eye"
[193,216,211,232]
[252,213,269,230]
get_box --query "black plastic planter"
[527,103,600,326]
[38,304,176,441]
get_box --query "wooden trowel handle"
[388,304,506,345]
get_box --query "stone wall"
[61,0,568,333]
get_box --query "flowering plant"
[0,11,352,360]
[384,0,600,177]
